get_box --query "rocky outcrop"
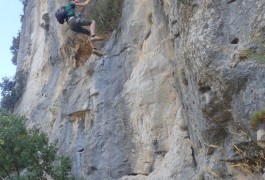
[15,0,265,179]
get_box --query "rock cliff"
[15,0,265,179]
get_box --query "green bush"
[0,112,73,179]
[0,70,28,112]
[19,0,28,21]
[89,0,124,33]
[0,77,18,111]
[10,33,20,65]
[250,110,265,129]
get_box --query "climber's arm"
[75,0,91,7]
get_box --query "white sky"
[0,1,23,80]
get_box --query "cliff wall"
[15,0,265,179]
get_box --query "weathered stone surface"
[258,128,265,141]
[14,0,265,179]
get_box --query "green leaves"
[0,77,18,111]
[0,113,27,177]
[250,110,265,129]
[89,0,124,33]
[10,33,20,65]
[0,113,73,179]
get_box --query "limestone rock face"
[15,0,265,179]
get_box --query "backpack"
[55,6,67,24]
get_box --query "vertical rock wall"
[15,0,265,179]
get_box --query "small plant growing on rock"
[238,50,253,60]
[197,172,205,180]
[178,67,188,86]
[223,141,265,176]
[250,110,265,129]
[237,50,265,64]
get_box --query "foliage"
[52,156,73,180]
[10,33,20,65]
[228,142,265,176]
[89,0,124,33]
[178,67,188,86]
[238,50,265,64]
[0,77,18,111]
[0,113,73,179]
[249,110,265,129]
[197,172,205,180]
[19,0,28,6]
[0,112,27,178]
[19,0,28,19]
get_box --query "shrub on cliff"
[0,77,18,112]
[10,33,20,65]
[0,112,73,179]
[89,0,124,33]
[249,110,265,129]
[19,0,28,20]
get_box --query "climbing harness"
[64,5,87,45]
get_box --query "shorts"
[67,17,93,36]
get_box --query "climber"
[65,0,104,56]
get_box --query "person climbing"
[65,0,104,56]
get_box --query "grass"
[230,143,265,175]
[221,131,265,177]
[205,167,219,178]
[249,110,265,129]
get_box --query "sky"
[0,1,23,80]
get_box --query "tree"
[19,0,28,22]
[0,112,28,178]
[10,33,20,65]
[0,77,17,111]
[0,112,73,179]
[19,0,28,6]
